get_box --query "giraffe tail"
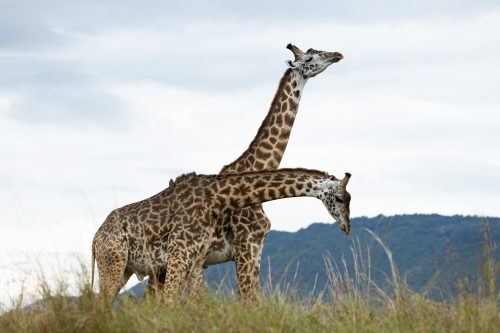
[90,243,96,291]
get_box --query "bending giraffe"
[200,44,344,300]
[91,168,351,300]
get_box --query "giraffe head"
[286,43,343,78]
[317,173,352,235]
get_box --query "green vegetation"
[1,286,499,333]
[1,215,499,332]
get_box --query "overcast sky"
[1,0,499,306]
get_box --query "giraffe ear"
[329,179,340,190]
[286,60,297,68]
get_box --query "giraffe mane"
[170,172,198,188]
[214,168,329,179]
[171,168,329,183]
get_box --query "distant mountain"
[129,214,500,299]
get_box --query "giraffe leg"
[94,237,130,300]
[146,268,166,298]
[232,207,270,302]
[163,230,209,302]
[186,263,205,299]
[234,245,261,302]
[162,251,190,302]
[148,252,204,299]
[96,255,130,299]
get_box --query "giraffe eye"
[305,57,313,63]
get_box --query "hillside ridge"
[128,214,499,298]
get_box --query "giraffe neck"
[209,168,332,214]
[221,69,307,174]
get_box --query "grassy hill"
[2,214,498,332]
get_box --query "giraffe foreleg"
[234,244,262,302]
[162,251,190,302]
[162,245,202,301]
[232,207,270,302]
[186,263,205,299]
[163,228,210,302]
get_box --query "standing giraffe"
[92,168,351,300]
[200,44,344,300]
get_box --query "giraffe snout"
[340,223,350,235]
[330,52,343,63]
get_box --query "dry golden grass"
[1,228,498,333]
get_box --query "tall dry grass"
[1,228,498,333]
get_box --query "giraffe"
[91,168,351,300]
[199,44,344,300]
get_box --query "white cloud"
[0,96,12,116]
[1,0,500,305]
